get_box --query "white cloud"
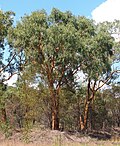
[92,0,120,23]
[3,72,18,86]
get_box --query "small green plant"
[22,130,30,143]
[21,120,33,143]
[0,121,12,138]
[53,134,62,146]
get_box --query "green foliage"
[91,96,108,130]
[8,8,114,94]
[102,85,120,127]
[0,10,15,62]
[6,10,89,82]
[98,20,120,64]
[0,83,13,138]
[0,10,17,83]
[0,10,14,46]
[0,8,119,133]
[0,120,12,138]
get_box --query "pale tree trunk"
[79,115,84,131]
[79,100,90,131]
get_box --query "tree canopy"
[0,8,120,132]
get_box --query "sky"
[0,0,106,20]
[0,0,120,85]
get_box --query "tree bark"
[49,87,60,130]
[51,91,59,130]
[46,62,60,130]
[79,79,95,131]
[80,100,90,131]
[52,106,59,130]
[1,108,7,123]
[79,115,84,131]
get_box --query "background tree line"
[0,8,120,134]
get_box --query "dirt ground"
[0,128,119,146]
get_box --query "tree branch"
[0,52,16,73]
[95,70,120,91]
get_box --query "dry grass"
[0,129,120,146]
[0,140,119,146]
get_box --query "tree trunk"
[89,104,93,131]
[52,106,59,130]
[79,79,95,132]
[79,115,84,131]
[80,100,90,131]
[51,89,59,130]
[1,108,7,123]
[46,62,60,130]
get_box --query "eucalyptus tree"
[0,10,17,124]
[8,8,117,131]
[76,21,116,131]
[0,10,16,79]
[8,8,96,130]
